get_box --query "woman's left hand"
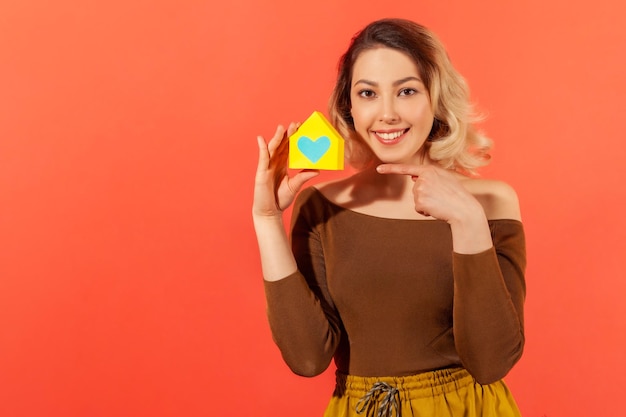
[376,164,484,225]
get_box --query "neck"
[355,166,415,202]
[365,150,433,190]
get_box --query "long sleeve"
[263,189,343,377]
[452,220,526,384]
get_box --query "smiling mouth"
[373,128,409,144]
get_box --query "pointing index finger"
[376,164,424,176]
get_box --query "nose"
[379,97,399,123]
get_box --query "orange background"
[1,1,625,416]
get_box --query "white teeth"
[377,130,404,140]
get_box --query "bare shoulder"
[461,177,522,221]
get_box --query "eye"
[399,88,417,96]
[357,89,376,98]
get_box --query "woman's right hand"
[253,123,319,219]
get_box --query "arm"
[264,190,343,376]
[252,127,339,376]
[452,220,526,384]
[441,181,525,383]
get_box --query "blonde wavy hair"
[329,18,492,175]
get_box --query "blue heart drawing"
[297,135,331,163]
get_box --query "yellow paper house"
[289,111,344,170]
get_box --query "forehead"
[352,47,421,82]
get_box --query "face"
[350,47,435,165]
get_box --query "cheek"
[350,104,374,131]
[405,104,435,131]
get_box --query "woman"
[253,18,526,417]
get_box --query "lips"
[373,128,409,145]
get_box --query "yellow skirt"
[324,368,521,417]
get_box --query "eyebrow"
[353,76,423,87]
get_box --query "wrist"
[447,199,486,228]
[253,211,286,227]
[448,205,492,254]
